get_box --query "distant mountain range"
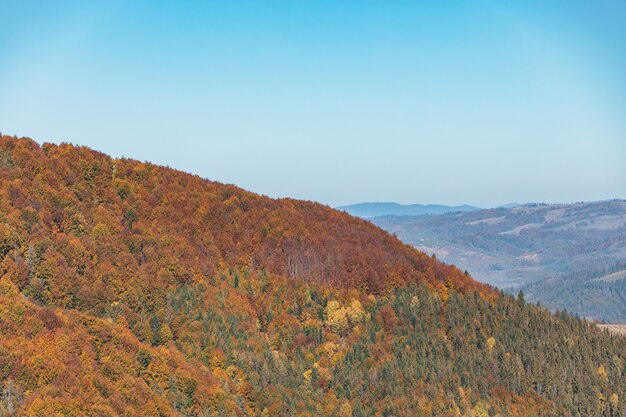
[336,202,479,218]
[365,200,626,289]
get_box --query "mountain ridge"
[336,202,479,218]
[0,136,489,296]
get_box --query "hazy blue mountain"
[370,200,626,290]
[498,202,534,208]
[336,202,479,218]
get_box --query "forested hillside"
[1,136,625,417]
[521,262,626,323]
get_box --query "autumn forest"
[0,136,625,417]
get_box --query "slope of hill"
[520,262,626,323]
[1,136,625,417]
[336,202,478,218]
[371,201,626,288]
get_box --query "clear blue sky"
[1,1,625,207]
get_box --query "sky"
[1,1,625,208]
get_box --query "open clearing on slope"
[500,223,543,235]
[598,324,626,336]
[594,269,626,282]
[466,216,506,226]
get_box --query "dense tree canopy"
[0,136,625,416]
